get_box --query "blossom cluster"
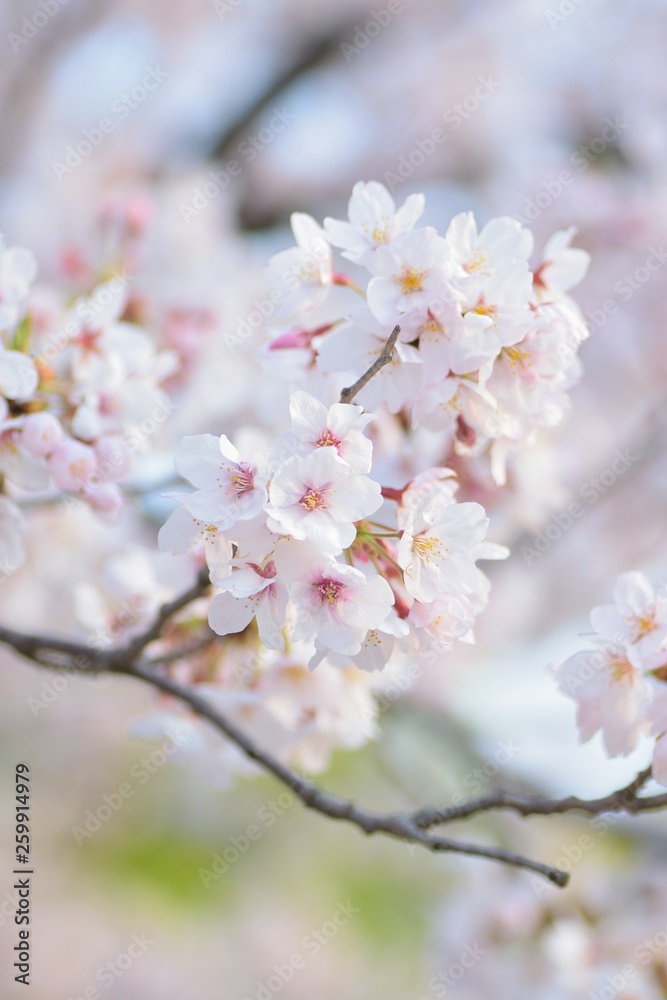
[554,571,667,783]
[160,389,507,674]
[260,181,590,485]
[0,219,176,574]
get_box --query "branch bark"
[1,584,664,890]
[340,325,400,404]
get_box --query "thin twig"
[123,661,569,887]
[340,325,401,404]
[412,767,660,828]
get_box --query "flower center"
[317,579,343,605]
[608,655,634,684]
[467,247,493,275]
[627,610,656,642]
[503,346,532,373]
[316,429,341,449]
[300,487,330,511]
[228,462,255,495]
[413,534,446,562]
[394,265,426,295]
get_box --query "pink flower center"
[316,578,344,605]
[300,487,330,511]
[229,462,255,496]
[316,429,341,449]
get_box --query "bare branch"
[340,325,401,405]
[1,568,665,891]
[119,565,212,663]
[412,766,661,828]
[123,661,569,887]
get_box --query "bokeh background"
[2,0,667,996]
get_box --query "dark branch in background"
[208,19,358,163]
[205,17,362,230]
[2,607,666,888]
[340,326,400,404]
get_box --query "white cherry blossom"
[365,227,461,326]
[0,239,36,333]
[265,213,333,320]
[267,446,382,556]
[174,433,268,530]
[275,389,374,474]
[324,181,424,263]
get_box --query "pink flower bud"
[48,439,96,492]
[22,411,64,459]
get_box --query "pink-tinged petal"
[175,434,227,489]
[612,571,654,615]
[328,475,382,523]
[255,587,288,651]
[182,489,242,528]
[208,591,256,637]
[289,389,329,440]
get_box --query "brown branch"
[208,19,361,165]
[340,325,401,404]
[119,565,212,663]
[1,567,665,885]
[116,661,569,887]
[412,766,662,828]
[0,586,567,885]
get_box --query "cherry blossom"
[554,636,652,757]
[554,572,667,761]
[280,543,398,662]
[0,343,38,401]
[174,433,268,530]
[278,389,375,474]
[265,212,333,320]
[208,558,289,651]
[532,227,590,300]
[365,227,461,325]
[0,239,36,333]
[397,492,505,602]
[324,180,425,263]
[266,446,382,556]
